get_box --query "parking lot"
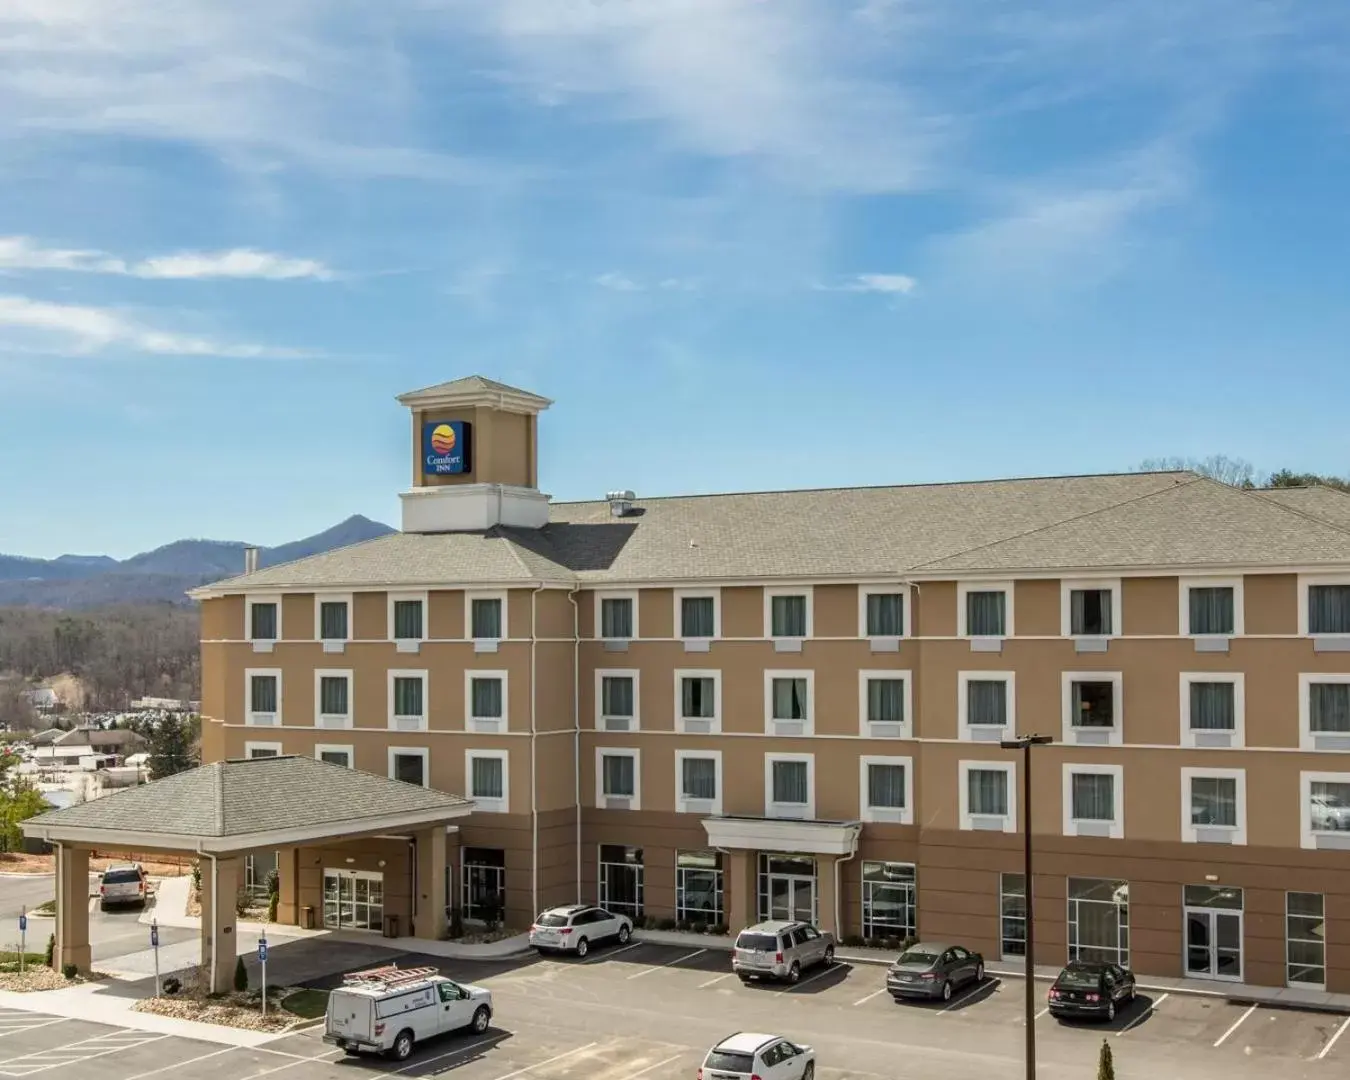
[2,940,1349,1079]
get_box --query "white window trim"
[314,743,354,768]
[764,585,813,640]
[764,752,815,819]
[674,749,723,815]
[1299,673,1350,751]
[1298,574,1350,637]
[313,669,354,729]
[388,746,430,789]
[244,594,283,643]
[859,755,914,824]
[387,590,429,642]
[387,669,429,731]
[1060,578,1122,638]
[673,669,722,734]
[1180,767,1247,845]
[858,584,911,639]
[596,747,641,809]
[465,670,509,730]
[1299,770,1350,849]
[958,671,1017,741]
[1061,763,1124,839]
[1178,576,1244,638]
[595,669,641,732]
[957,581,1015,638]
[857,670,913,738]
[465,748,510,813]
[1060,671,1124,746]
[673,588,721,640]
[594,589,640,641]
[244,740,282,759]
[314,593,353,641]
[763,669,815,736]
[1179,672,1246,748]
[958,760,1017,833]
[244,668,282,726]
[465,590,509,641]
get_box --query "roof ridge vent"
[606,490,636,517]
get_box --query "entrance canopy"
[703,815,862,856]
[24,754,474,854]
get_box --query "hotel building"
[197,375,1350,992]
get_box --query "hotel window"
[245,742,281,759]
[315,745,353,768]
[765,754,814,819]
[676,671,720,734]
[315,671,352,728]
[1182,768,1246,845]
[1301,773,1350,848]
[469,594,505,640]
[1062,581,1119,636]
[860,673,909,737]
[767,590,810,638]
[678,593,718,639]
[862,590,906,638]
[389,671,427,731]
[1062,673,1123,745]
[1063,764,1123,839]
[861,862,917,942]
[766,672,813,735]
[960,585,1011,637]
[959,762,1015,832]
[597,749,640,809]
[597,671,638,731]
[599,594,636,640]
[860,756,912,824]
[466,750,508,813]
[1308,583,1350,635]
[246,670,281,725]
[1185,584,1237,636]
[391,598,424,641]
[1300,675,1350,751]
[389,748,428,788]
[1067,878,1129,966]
[1000,874,1026,959]
[1286,892,1326,989]
[467,673,506,732]
[675,751,721,814]
[1180,674,1243,748]
[676,851,723,927]
[318,599,349,641]
[598,845,644,920]
[248,600,279,642]
[959,672,1014,740]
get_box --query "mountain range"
[0,515,395,608]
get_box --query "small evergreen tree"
[1098,1038,1115,1080]
[44,932,54,968]
[147,715,195,779]
[233,955,248,993]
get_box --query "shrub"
[264,868,280,896]
[61,963,77,980]
[44,933,54,968]
[842,935,865,948]
[900,936,917,952]
[656,917,678,931]
[448,908,464,939]
[1098,1038,1115,1080]
[267,893,279,923]
[689,922,707,935]
[710,923,728,936]
[163,975,181,995]
[631,914,648,930]
[191,861,201,892]
[235,889,251,918]
[882,936,900,951]
[233,955,248,993]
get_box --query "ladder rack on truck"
[341,964,440,990]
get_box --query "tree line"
[1137,455,1349,491]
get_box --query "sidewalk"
[139,876,329,940]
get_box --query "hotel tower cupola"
[395,375,553,534]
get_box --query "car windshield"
[535,913,569,927]
[898,948,940,965]
[735,933,779,951]
[102,869,141,884]
[1057,968,1103,988]
[705,1050,755,1073]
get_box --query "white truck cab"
[322,964,493,1061]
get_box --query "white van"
[322,964,493,1061]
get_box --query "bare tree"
[1136,455,1258,489]
[0,683,37,732]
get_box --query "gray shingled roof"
[198,471,1350,594]
[396,376,552,407]
[1255,486,1350,533]
[25,755,470,841]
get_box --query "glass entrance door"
[767,875,815,923]
[1183,884,1243,980]
[323,869,385,931]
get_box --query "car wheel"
[471,1006,490,1034]
[941,980,953,1002]
[618,923,631,944]
[788,962,802,984]
[1127,985,1136,1002]
[823,945,835,967]
[575,936,589,958]
[343,1048,361,1057]
[975,962,985,983]
[391,1030,414,1061]
[1106,1001,1116,1022]
[803,1063,815,1080]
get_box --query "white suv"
[699,1033,815,1080]
[528,904,632,958]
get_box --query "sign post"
[18,909,26,975]
[258,934,268,1018]
[150,919,160,997]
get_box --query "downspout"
[568,588,582,902]
[834,826,861,940]
[530,582,546,918]
[206,851,219,991]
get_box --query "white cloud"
[0,237,333,280]
[594,272,642,292]
[593,272,698,292]
[818,273,918,295]
[0,294,313,358]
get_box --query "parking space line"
[631,1054,683,1077]
[248,1049,343,1079]
[0,1021,66,1038]
[0,1034,168,1077]
[1213,1003,1258,1047]
[118,1046,238,1080]
[1033,1006,1049,1021]
[853,986,888,1007]
[584,942,644,964]
[486,1041,600,1080]
[1317,1014,1350,1060]
[778,962,849,994]
[627,948,708,979]
[390,1031,509,1075]
[698,973,735,989]
[938,980,992,1014]
[1117,992,1168,1037]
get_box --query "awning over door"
[702,816,862,856]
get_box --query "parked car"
[698,1032,815,1080]
[1047,960,1136,1021]
[886,942,985,1002]
[527,904,632,958]
[731,920,835,984]
[323,964,492,1061]
[98,864,148,910]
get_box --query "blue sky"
[2,1,1349,559]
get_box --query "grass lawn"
[281,989,329,1020]
[31,901,55,915]
[0,953,49,972]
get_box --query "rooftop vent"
[606,490,636,518]
[243,546,260,573]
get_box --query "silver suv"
[99,864,148,910]
[732,920,835,984]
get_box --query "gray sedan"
[886,942,985,1003]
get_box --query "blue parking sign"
[17,915,25,933]
[150,926,158,948]
[258,940,268,963]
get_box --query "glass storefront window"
[1286,892,1325,988]
[757,853,817,924]
[676,851,723,926]
[861,862,916,941]
[1067,878,1129,966]
[460,847,506,923]
[599,845,644,918]
[1000,873,1026,959]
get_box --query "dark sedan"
[886,942,985,1003]
[1047,961,1137,1021]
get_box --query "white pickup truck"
[322,965,493,1061]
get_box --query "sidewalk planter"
[637,929,734,951]
[411,932,532,959]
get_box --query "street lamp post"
[1001,734,1054,1080]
